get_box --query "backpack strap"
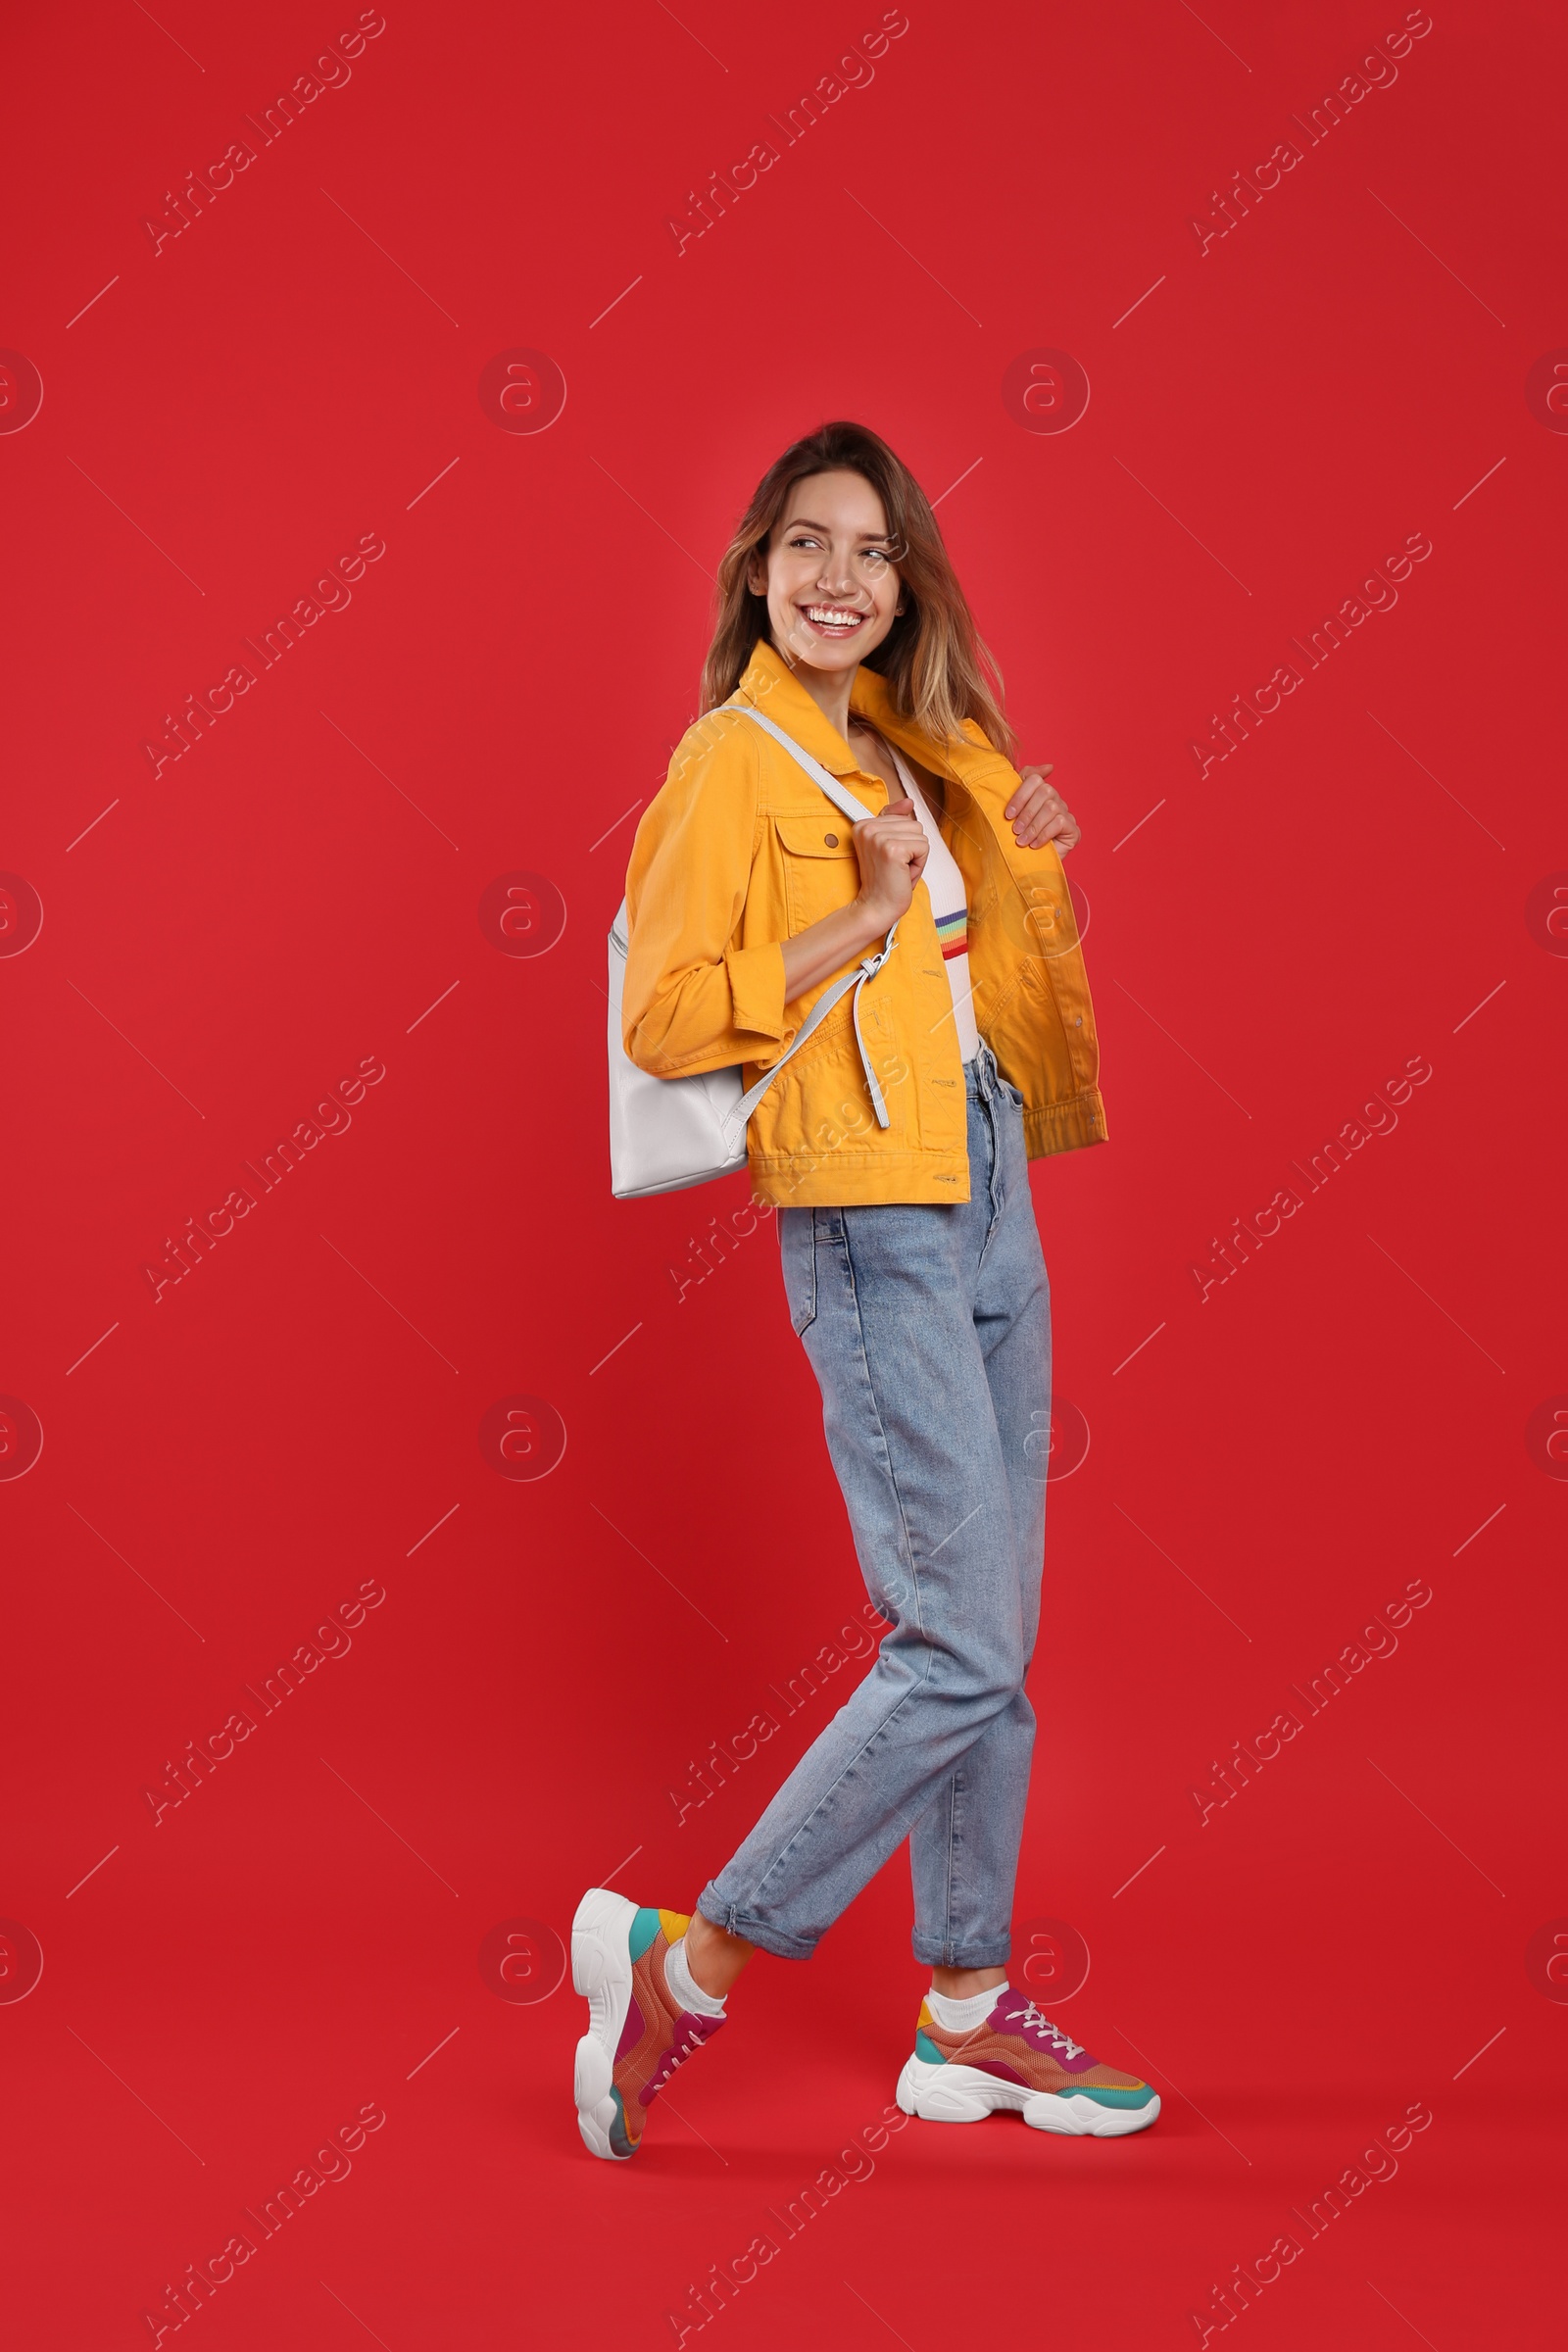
[728,702,879,827]
[717,701,903,1138]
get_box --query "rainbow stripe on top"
[934,906,969,961]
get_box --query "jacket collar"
[733,636,1008,796]
[734,638,863,777]
[849,662,942,771]
[851,662,1011,796]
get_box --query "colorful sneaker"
[571,1887,725,2160]
[896,1987,1160,2137]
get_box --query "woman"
[572,421,1158,2157]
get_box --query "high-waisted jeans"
[698,1038,1052,1968]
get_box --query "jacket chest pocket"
[774,811,859,933]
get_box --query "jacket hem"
[747,1149,972,1207]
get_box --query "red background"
[2,1,1563,2345]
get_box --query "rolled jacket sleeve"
[621,716,788,1077]
[722,940,786,1045]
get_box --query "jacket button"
[824,832,838,847]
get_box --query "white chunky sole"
[895,2054,1160,2137]
[571,1886,639,2160]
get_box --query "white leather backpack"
[608,703,902,1199]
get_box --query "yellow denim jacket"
[621,639,1106,1206]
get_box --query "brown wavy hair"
[700,420,1017,764]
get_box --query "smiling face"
[746,468,906,680]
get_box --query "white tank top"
[887,744,980,1064]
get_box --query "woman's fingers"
[862,806,926,855]
[1004,770,1081,851]
[1004,762,1054,820]
[1011,793,1061,839]
[1034,809,1079,847]
[1015,807,1080,852]
[854,805,928,907]
[1004,767,1055,820]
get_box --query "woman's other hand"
[1004,763,1081,854]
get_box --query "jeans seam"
[839,1214,930,1647]
[783,1207,818,1338]
[975,1092,1004,1274]
[804,1207,818,1335]
[944,1771,958,1962]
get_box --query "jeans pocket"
[778,1206,817,1338]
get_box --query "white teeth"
[805,607,862,626]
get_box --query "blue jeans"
[698,1039,1051,1968]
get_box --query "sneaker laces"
[666,2021,706,2070]
[1015,1997,1084,2060]
[643,2011,717,2097]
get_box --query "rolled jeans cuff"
[695,1892,817,1962]
[910,1931,1015,1970]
